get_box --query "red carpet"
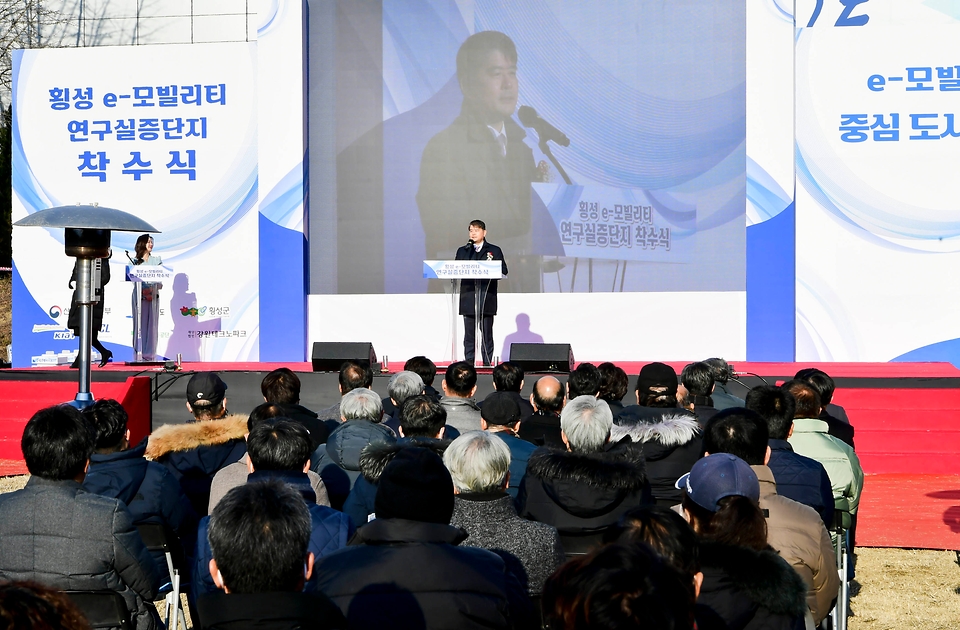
[857,474,960,550]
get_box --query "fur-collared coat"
[696,542,808,630]
[515,441,653,557]
[611,410,702,506]
[145,414,248,516]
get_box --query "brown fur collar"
[145,413,248,460]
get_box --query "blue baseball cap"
[676,453,760,512]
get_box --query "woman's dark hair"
[682,494,768,551]
[597,362,628,403]
[133,234,151,262]
[543,541,694,630]
[608,506,700,579]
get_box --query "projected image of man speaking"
[417,31,543,293]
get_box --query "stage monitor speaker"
[509,343,574,373]
[311,342,379,373]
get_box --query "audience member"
[312,388,396,510]
[678,454,808,630]
[678,361,719,425]
[703,409,839,625]
[542,541,695,630]
[207,402,330,513]
[518,375,565,448]
[81,399,197,583]
[314,447,532,628]
[782,380,864,518]
[260,367,330,448]
[0,406,160,630]
[445,431,564,596]
[702,358,745,410]
[381,370,425,433]
[487,361,534,418]
[197,479,347,629]
[0,580,92,630]
[404,355,441,400]
[440,361,482,433]
[746,386,835,527]
[566,362,601,398]
[316,361,375,424]
[794,368,855,448]
[195,421,354,602]
[597,362,629,416]
[480,391,536,497]
[517,396,653,556]
[146,372,248,516]
[614,363,702,506]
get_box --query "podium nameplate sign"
[125,265,174,283]
[423,260,502,280]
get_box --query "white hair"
[443,431,511,494]
[340,387,382,421]
[561,395,612,452]
[387,371,424,405]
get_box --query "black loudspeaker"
[311,342,379,373]
[509,343,575,373]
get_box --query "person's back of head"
[208,479,312,593]
[246,402,288,433]
[443,431,511,494]
[443,361,477,398]
[339,361,374,395]
[375,447,455,524]
[610,506,700,583]
[186,371,228,420]
[543,541,695,630]
[794,368,836,407]
[22,405,94,481]
[387,371,424,408]
[247,419,313,472]
[780,380,822,419]
[399,395,447,438]
[492,362,524,393]
[597,362,628,405]
[260,367,301,405]
[680,362,715,398]
[702,408,769,466]
[636,362,679,408]
[0,581,91,630]
[703,358,734,385]
[480,392,521,428]
[340,387,383,422]
[82,399,129,454]
[745,386,796,440]
[404,356,437,388]
[560,395,612,453]
[533,376,564,414]
[678,453,767,550]
[567,363,601,399]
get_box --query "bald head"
[532,376,564,414]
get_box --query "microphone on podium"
[518,105,570,147]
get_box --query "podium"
[424,260,502,366]
[126,264,173,364]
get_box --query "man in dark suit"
[456,220,507,366]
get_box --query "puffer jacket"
[311,419,396,509]
[145,414,249,517]
[696,542,808,630]
[516,440,653,556]
[0,477,161,630]
[768,438,835,528]
[612,407,702,506]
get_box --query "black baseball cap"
[186,372,227,407]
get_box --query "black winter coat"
[515,441,653,556]
[696,542,808,630]
[313,518,532,629]
[311,420,397,510]
[768,439,836,527]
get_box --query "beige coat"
[753,464,840,624]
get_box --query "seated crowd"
[0,356,862,630]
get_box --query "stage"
[0,360,957,550]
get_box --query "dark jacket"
[479,391,535,420]
[516,441,653,556]
[343,438,450,526]
[711,382,745,410]
[197,591,347,629]
[491,431,537,499]
[276,402,330,449]
[314,518,530,629]
[768,439,835,528]
[518,410,564,449]
[456,241,508,316]
[146,414,249,517]
[696,542,808,630]
[311,420,397,510]
[451,492,565,596]
[820,409,855,449]
[0,477,161,630]
[612,408,702,506]
[83,440,198,582]
[193,471,355,602]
